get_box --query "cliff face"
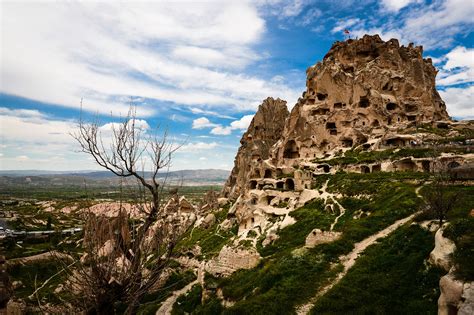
[222,97,289,200]
[275,34,449,163]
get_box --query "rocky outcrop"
[275,34,449,163]
[429,224,474,315]
[305,229,342,248]
[222,97,289,200]
[222,35,456,237]
[429,225,456,271]
[438,273,474,315]
[459,282,474,315]
[438,273,464,315]
[206,246,261,276]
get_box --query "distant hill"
[0,169,230,186]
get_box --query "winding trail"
[316,180,346,231]
[296,183,425,315]
[156,262,205,315]
[329,197,346,231]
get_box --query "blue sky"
[1,0,473,171]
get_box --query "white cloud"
[210,126,232,135]
[444,46,474,70]
[381,0,419,12]
[331,18,361,33]
[17,155,29,161]
[439,86,474,119]
[437,46,474,86]
[0,109,74,144]
[99,119,150,132]
[341,0,474,50]
[192,117,218,129]
[299,8,322,26]
[398,0,474,48]
[180,142,219,151]
[172,45,259,69]
[280,0,308,17]
[230,115,254,130]
[194,114,254,136]
[0,107,46,120]
[189,108,235,119]
[1,2,300,115]
[0,107,99,170]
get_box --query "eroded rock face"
[206,246,261,276]
[438,273,464,315]
[217,35,471,273]
[429,225,456,272]
[276,34,450,163]
[305,229,342,248]
[222,97,289,200]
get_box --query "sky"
[0,0,473,171]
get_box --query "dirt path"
[156,262,205,315]
[316,179,346,231]
[329,197,346,231]
[296,210,420,315]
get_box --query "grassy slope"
[175,172,452,314]
[311,225,443,315]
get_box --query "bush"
[172,284,203,315]
[258,199,333,257]
[444,217,474,281]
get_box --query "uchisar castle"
[176,34,472,315]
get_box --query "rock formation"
[221,35,462,236]
[276,34,449,163]
[222,97,289,200]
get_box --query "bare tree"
[424,158,460,227]
[64,107,189,314]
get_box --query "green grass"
[257,199,333,257]
[218,254,340,315]
[197,172,426,315]
[137,270,197,314]
[175,205,238,260]
[172,284,203,315]
[333,182,421,242]
[313,148,439,166]
[9,259,71,304]
[311,225,444,315]
[444,217,474,281]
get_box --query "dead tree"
[65,107,189,314]
[424,158,460,227]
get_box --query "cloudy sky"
[1,0,473,171]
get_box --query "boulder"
[201,213,216,229]
[438,273,464,315]
[429,226,456,271]
[305,229,342,248]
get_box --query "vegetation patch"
[444,217,474,281]
[137,270,197,314]
[218,254,339,315]
[257,199,332,257]
[172,284,203,315]
[311,225,443,314]
[175,205,237,260]
[9,259,70,304]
